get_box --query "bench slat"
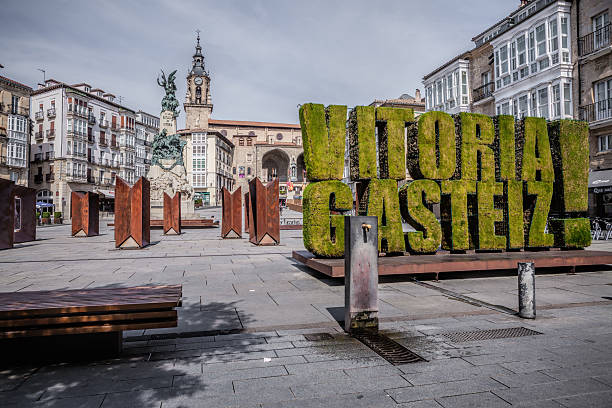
[0,310,177,328]
[0,320,178,339]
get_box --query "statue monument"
[147,69,196,219]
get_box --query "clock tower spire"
[185,30,212,130]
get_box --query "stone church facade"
[180,35,305,205]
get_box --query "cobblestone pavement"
[1,211,611,407]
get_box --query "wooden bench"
[0,285,181,359]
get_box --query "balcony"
[473,82,495,103]
[144,158,151,165]
[579,99,612,123]
[87,176,95,184]
[110,141,119,150]
[47,108,56,118]
[88,115,96,125]
[87,134,95,144]
[35,131,43,140]
[4,104,29,116]
[34,174,43,184]
[99,119,109,128]
[67,130,86,139]
[46,173,54,182]
[33,153,43,162]
[578,24,611,57]
[99,138,107,146]
[111,124,119,131]
[68,105,87,117]
[35,111,44,121]
[46,129,55,139]
[65,174,87,183]
[144,140,152,147]
[45,151,54,161]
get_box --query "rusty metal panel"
[221,187,242,238]
[13,185,36,244]
[163,192,181,235]
[131,177,150,247]
[114,177,131,248]
[248,178,279,245]
[71,192,99,237]
[344,216,379,334]
[0,179,15,250]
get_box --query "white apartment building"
[490,0,573,120]
[423,54,471,114]
[29,79,137,216]
[179,129,234,206]
[135,111,157,179]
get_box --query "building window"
[563,83,571,116]
[247,167,251,175]
[549,18,558,53]
[461,71,468,104]
[247,137,252,146]
[538,88,549,118]
[552,84,561,118]
[536,23,546,56]
[593,12,609,50]
[500,44,509,74]
[528,31,535,62]
[517,35,526,66]
[595,78,612,121]
[561,17,569,49]
[518,95,528,118]
[239,138,244,146]
[598,135,612,152]
[276,133,283,140]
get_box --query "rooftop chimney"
[415,88,421,100]
[520,0,529,7]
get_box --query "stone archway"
[296,153,305,182]
[262,149,290,182]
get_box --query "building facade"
[135,111,157,180]
[29,79,137,216]
[577,0,612,216]
[0,75,32,186]
[424,53,472,114]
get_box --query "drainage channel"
[353,332,426,365]
[411,278,518,315]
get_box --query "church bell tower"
[184,32,213,130]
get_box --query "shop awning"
[589,169,612,190]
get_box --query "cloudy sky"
[0,0,517,128]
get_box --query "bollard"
[518,262,536,319]
[344,215,379,334]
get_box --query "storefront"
[589,169,612,217]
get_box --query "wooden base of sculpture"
[115,177,150,249]
[0,179,15,250]
[163,192,181,235]
[71,192,99,237]
[13,185,36,244]
[222,187,242,238]
[247,179,280,246]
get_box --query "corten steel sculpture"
[0,179,15,250]
[13,185,36,244]
[71,192,100,237]
[221,187,242,238]
[163,192,181,235]
[247,178,280,246]
[115,177,150,248]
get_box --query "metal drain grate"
[353,332,426,365]
[304,332,334,341]
[442,327,542,343]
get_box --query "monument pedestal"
[147,160,195,220]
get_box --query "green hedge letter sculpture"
[399,179,441,254]
[363,179,404,253]
[407,111,456,180]
[477,181,506,250]
[299,104,347,181]
[376,107,413,180]
[303,181,353,257]
[349,106,377,180]
[458,113,495,181]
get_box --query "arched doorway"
[262,149,290,182]
[296,153,305,182]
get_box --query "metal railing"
[473,82,495,103]
[45,151,54,160]
[35,131,43,140]
[35,111,44,121]
[99,137,107,146]
[99,119,109,128]
[578,23,611,57]
[579,98,612,123]
[47,108,56,118]
[46,129,55,138]
[88,115,96,124]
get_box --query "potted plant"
[53,211,63,224]
[42,211,51,225]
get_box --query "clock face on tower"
[194,77,203,85]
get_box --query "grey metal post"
[344,215,378,334]
[518,262,536,319]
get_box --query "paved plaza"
[1,209,612,407]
